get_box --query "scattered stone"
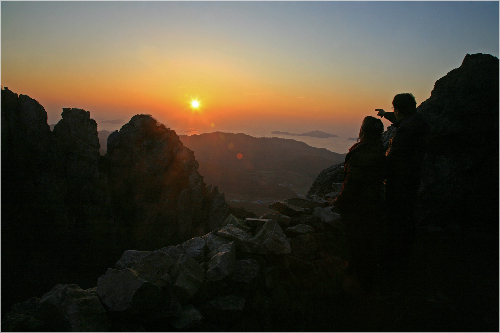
[245,218,270,230]
[129,250,174,283]
[170,254,205,304]
[96,268,161,314]
[231,259,260,283]
[307,163,345,198]
[253,220,291,254]
[180,237,206,262]
[38,284,110,332]
[223,214,251,232]
[269,201,305,217]
[115,250,150,270]
[203,232,233,253]
[260,213,292,228]
[159,245,184,262]
[171,304,204,329]
[296,215,324,231]
[206,242,236,281]
[290,234,318,258]
[217,224,260,253]
[307,195,329,205]
[312,207,341,227]
[1,297,49,332]
[285,224,315,236]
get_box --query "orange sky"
[2,2,498,152]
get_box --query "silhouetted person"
[333,116,386,294]
[376,93,430,271]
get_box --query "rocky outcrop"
[307,163,345,198]
[416,53,499,231]
[104,114,229,249]
[53,108,101,180]
[1,93,228,314]
[4,201,347,331]
[307,53,499,232]
[1,89,119,314]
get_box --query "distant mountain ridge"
[179,132,345,214]
[179,132,343,168]
[271,130,338,138]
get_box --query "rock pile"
[3,197,348,331]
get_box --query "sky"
[2,1,499,153]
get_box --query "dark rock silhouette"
[416,53,499,232]
[1,96,228,314]
[104,114,229,249]
[1,91,119,314]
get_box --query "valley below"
[179,132,345,216]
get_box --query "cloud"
[347,137,358,141]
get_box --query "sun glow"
[191,100,200,108]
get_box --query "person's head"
[392,93,417,119]
[359,116,384,142]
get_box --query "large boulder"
[307,163,345,198]
[231,259,260,283]
[180,237,207,262]
[114,250,151,270]
[171,304,204,330]
[96,268,161,314]
[206,242,236,281]
[38,284,110,331]
[253,220,291,255]
[170,254,206,304]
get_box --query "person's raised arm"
[375,109,397,124]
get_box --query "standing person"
[332,116,386,294]
[375,93,430,271]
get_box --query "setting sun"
[191,100,200,108]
